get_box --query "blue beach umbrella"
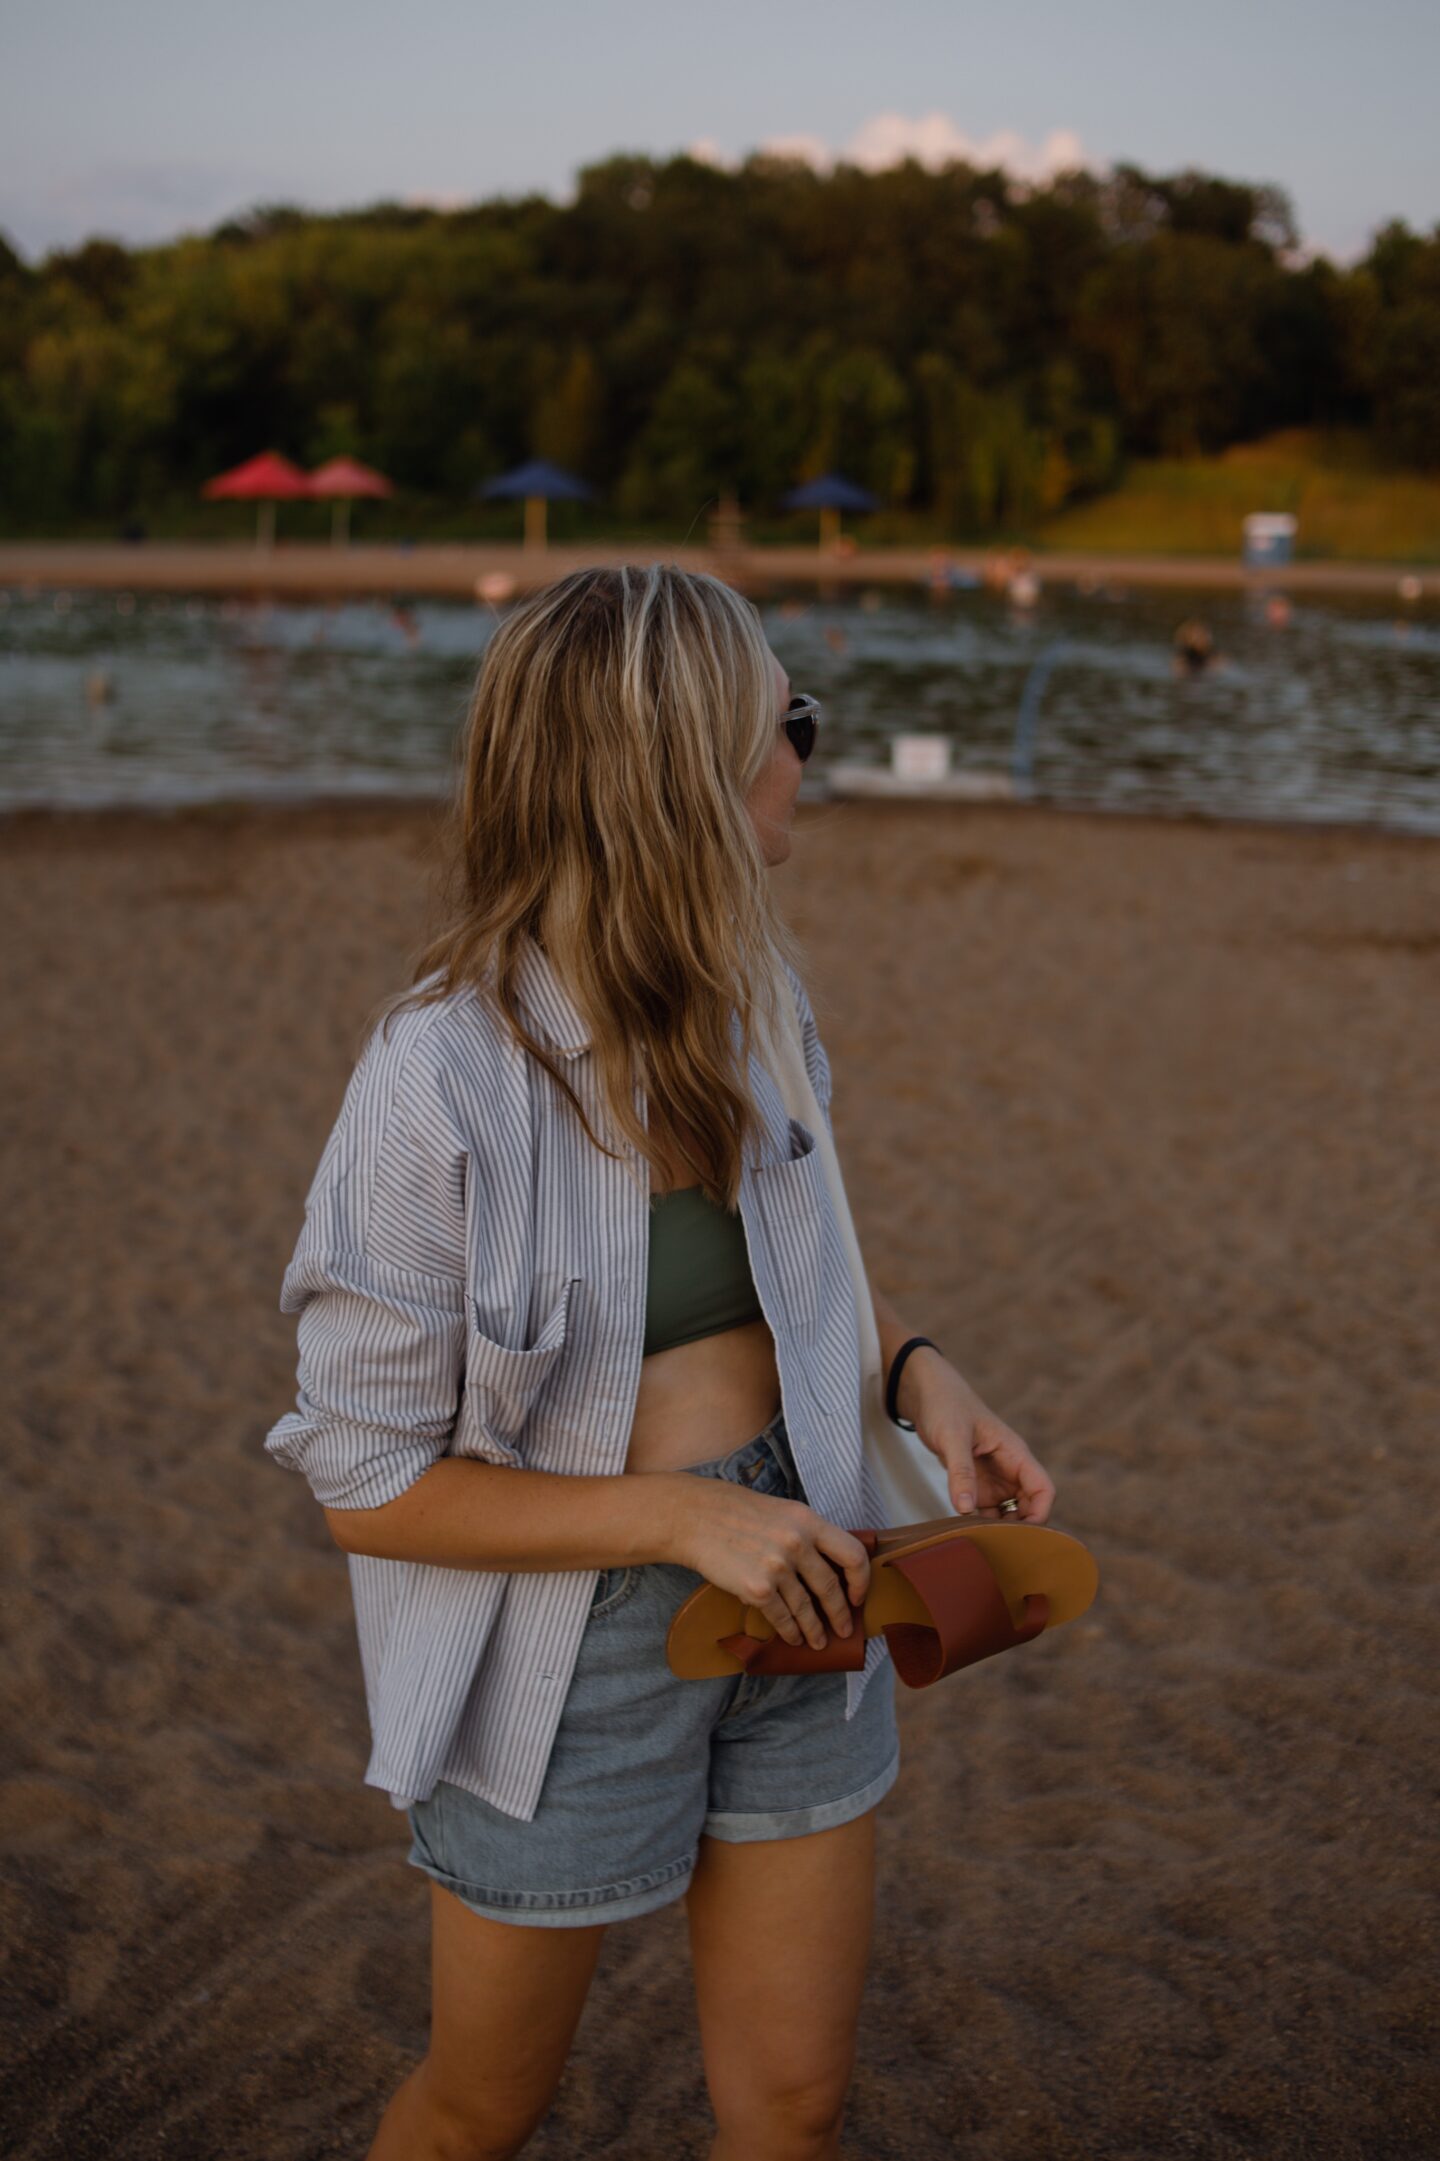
[475,459,596,548]
[779,471,880,549]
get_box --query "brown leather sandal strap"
[711,1534,1050,1683]
[882,1540,1049,1687]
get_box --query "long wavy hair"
[371,563,811,1208]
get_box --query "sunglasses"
[780,693,822,762]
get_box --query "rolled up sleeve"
[265,1021,470,1510]
[266,1248,467,1508]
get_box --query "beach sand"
[1,796,1436,2159]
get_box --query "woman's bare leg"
[366,1882,607,2161]
[686,1810,879,2161]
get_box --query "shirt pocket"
[751,1118,826,1341]
[455,1274,580,1467]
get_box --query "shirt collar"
[511,937,787,1079]
[513,936,593,1060]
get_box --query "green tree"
[532,346,602,476]
[0,155,1412,532]
[616,355,741,521]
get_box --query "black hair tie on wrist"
[885,1336,939,1430]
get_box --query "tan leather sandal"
[665,1516,1099,1687]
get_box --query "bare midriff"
[621,1106,783,1477]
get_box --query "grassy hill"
[1039,432,1440,564]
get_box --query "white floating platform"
[824,762,1018,802]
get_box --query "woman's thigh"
[422,1880,607,2146]
[684,1807,878,2142]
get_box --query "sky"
[2,0,1436,266]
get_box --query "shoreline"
[3,790,1436,854]
[1,538,1436,601]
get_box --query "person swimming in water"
[1172,619,1218,677]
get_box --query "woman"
[266,563,1056,2161]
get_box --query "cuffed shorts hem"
[701,1746,901,1844]
[408,1748,902,1928]
[408,1847,698,1929]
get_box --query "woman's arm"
[868,1276,1056,1522]
[323,1458,694,1571]
[326,1447,874,1650]
[869,1278,947,1425]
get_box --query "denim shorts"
[404,1408,900,1928]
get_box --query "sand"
[1,795,1436,2159]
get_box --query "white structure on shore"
[826,732,1016,801]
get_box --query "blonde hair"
[374,563,810,1208]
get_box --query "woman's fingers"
[756,1576,814,1648]
[975,1422,1058,1524]
[938,1434,979,1514]
[768,1579,822,1647]
[916,1422,980,1513]
[761,1537,867,1648]
[746,1510,874,1649]
[1005,1455,1056,1524]
[1013,1461,1056,1522]
[768,1565,850,1648]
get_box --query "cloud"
[848,114,1087,182]
[690,113,1089,185]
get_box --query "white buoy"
[476,571,517,604]
[1398,574,1422,603]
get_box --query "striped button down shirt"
[265,938,891,1821]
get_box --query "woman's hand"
[897,1350,1056,1523]
[667,1483,873,1649]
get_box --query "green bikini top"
[643,1183,765,1357]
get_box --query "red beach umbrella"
[306,456,394,545]
[203,451,311,547]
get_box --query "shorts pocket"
[406,1785,453,1875]
[588,1565,642,1618]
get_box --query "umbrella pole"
[257,499,276,549]
[332,499,350,546]
[525,495,546,549]
[819,505,839,553]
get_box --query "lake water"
[1,580,1437,834]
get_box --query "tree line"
[1,152,1437,536]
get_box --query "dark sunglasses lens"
[784,703,818,761]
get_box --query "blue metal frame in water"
[1012,641,1066,795]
